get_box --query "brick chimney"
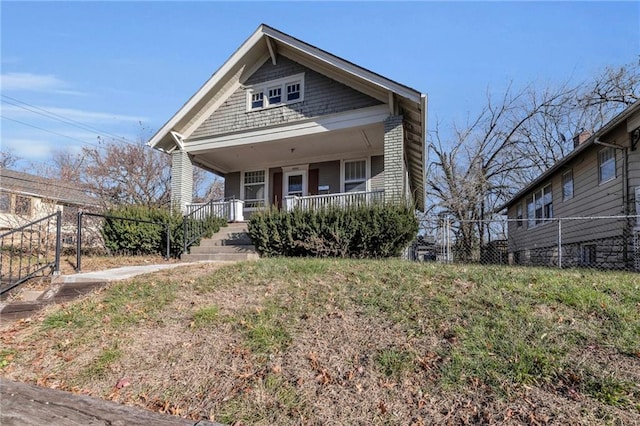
[573,130,592,148]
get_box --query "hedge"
[247,203,418,258]
[100,205,226,257]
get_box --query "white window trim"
[598,147,616,184]
[340,157,370,193]
[245,72,305,112]
[240,169,268,210]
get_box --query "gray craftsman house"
[498,100,640,270]
[148,24,426,221]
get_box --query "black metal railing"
[76,212,170,272]
[183,199,229,254]
[0,211,61,296]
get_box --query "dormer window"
[268,87,282,105]
[286,82,300,101]
[251,92,264,109]
[246,73,305,111]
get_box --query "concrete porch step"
[181,222,258,262]
[181,252,259,262]
[189,244,257,254]
[198,236,253,246]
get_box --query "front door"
[284,170,307,197]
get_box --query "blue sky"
[1,1,638,170]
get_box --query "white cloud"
[1,104,146,124]
[0,72,84,95]
[1,138,56,160]
[1,72,65,91]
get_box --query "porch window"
[243,170,265,208]
[344,159,367,192]
[598,147,616,183]
[562,170,573,200]
[246,73,305,111]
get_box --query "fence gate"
[0,212,61,296]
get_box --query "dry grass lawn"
[1,258,639,425]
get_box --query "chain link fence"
[411,215,640,272]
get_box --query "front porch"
[185,189,385,222]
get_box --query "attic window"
[286,82,300,101]
[251,92,264,109]
[246,73,304,111]
[268,87,282,105]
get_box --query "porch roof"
[148,24,426,210]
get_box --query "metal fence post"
[54,210,62,274]
[183,215,188,255]
[76,211,83,272]
[165,223,170,260]
[557,218,562,269]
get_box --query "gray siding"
[310,160,340,194]
[506,119,640,268]
[224,172,241,200]
[189,55,382,140]
[508,144,625,252]
[370,155,384,191]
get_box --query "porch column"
[383,115,404,202]
[171,150,193,213]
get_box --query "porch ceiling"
[191,123,383,173]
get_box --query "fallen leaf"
[115,377,131,389]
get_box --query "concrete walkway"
[0,261,231,322]
[61,263,217,283]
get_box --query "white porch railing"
[284,190,384,212]
[186,199,244,222]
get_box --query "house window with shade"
[562,170,573,200]
[343,159,367,192]
[598,147,616,183]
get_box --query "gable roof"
[147,24,426,209]
[496,100,640,212]
[0,168,97,207]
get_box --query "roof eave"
[148,24,427,153]
[496,100,640,213]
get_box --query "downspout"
[594,138,628,214]
[595,138,630,265]
[421,94,428,212]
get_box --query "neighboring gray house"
[148,24,426,220]
[498,100,640,269]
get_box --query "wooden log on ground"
[0,378,223,426]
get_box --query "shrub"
[248,203,418,258]
[100,205,225,257]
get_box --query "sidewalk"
[0,262,231,322]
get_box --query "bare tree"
[81,138,172,208]
[0,149,20,169]
[427,61,639,257]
